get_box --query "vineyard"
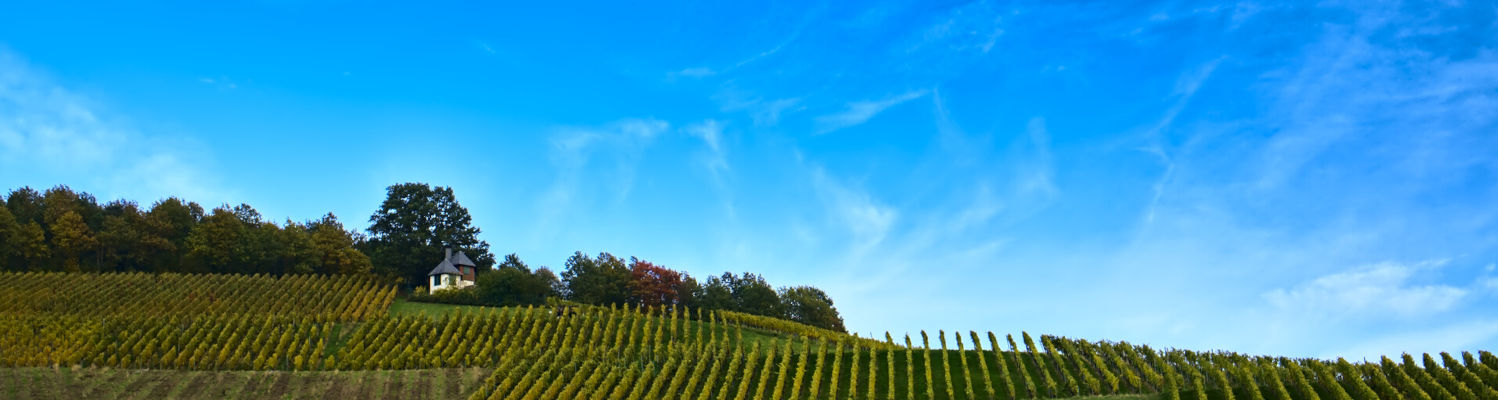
[3,272,1497,400]
[0,271,394,321]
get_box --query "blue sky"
[3,0,1497,359]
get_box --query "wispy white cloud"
[0,49,231,204]
[903,1,1005,55]
[1017,117,1058,199]
[197,76,239,90]
[1139,57,1222,224]
[713,86,804,126]
[930,88,993,166]
[686,119,739,221]
[754,98,802,126]
[809,166,897,256]
[1482,277,1498,291]
[1263,260,1466,319]
[815,90,928,133]
[951,182,1003,233]
[534,118,670,242]
[671,67,716,78]
[668,26,800,81]
[475,40,496,54]
[685,119,728,178]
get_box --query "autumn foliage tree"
[628,258,682,308]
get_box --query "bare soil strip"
[324,371,358,400]
[416,368,437,400]
[266,371,293,398]
[163,371,207,400]
[137,371,180,400]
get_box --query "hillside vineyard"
[2,272,1496,400]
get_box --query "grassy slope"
[390,298,829,351]
[0,367,490,400]
[387,298,507,318]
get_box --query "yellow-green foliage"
[0,271,393,321]
[0,272,389,369]
[7,273,1498,400]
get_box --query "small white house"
[428,248,478,292]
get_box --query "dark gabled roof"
[449,251,476,267]
[428,259,461,276]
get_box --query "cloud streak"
[0,49,231,205]
[815,90,929,133]
[1264,260,1466,319]
[533,118,670,244]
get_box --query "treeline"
[2,183,845,332]
[0,186,371,275]
[416,251,847,333]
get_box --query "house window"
[431,275,439,287]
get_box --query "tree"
[697,274,735,311]
[42,185,102,230]
[0,206,17,268]
[560,251,632,305]
[727,272,781,317]
[141,197,203,272]
[97,201,147,271]
[6,187,45,226]
[229,204,285,274]
[41,186,103,271]
[306,214,373,274]
[779,286,846,333]
[182,208,253,274]
[628,257,682,307]
[49,211,96,272]
[475,262,557,307]
[279,221,317,274]
[8,221,48,270]
[534,266,563,297]
[675,275,701,310]
[4,188,48,271]
[497,253,530,273]
[183,206,268,274]
[364,183,494,286]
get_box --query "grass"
[388,297,826,352]
[0,367,489,400]
[387,298,507,318]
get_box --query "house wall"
[430,274,475,292]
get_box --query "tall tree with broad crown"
[97,200,146,272]
[560,251,632,305]
[779,286,847,333]
[6,187,46,226]
[306,213,373,274]
[628,257,682,307]
[142,197,203,272]
[364,183,494,286]
[49,211,96,272]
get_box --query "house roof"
[428,259,461,276]
[449,251,476,267]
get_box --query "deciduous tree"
[779,286,846,333]
[364,183,494,286]
[49,211,96,272]
[560,251,632,305]
[628,257,682,307]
